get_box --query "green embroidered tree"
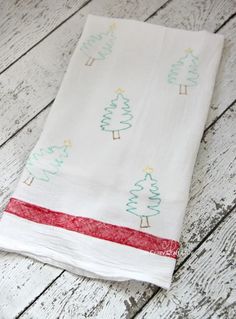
[80,22,116,66]
[126,167,161,228]
[100,88,133,140]
[23,140,72,186]
[168,48,199,95]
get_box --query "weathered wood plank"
[135,210,236,319]
[177,103,236,265]
[0,0,235,146]
[20,273,154,319]
[149,0,234,31]
[0,0,89,73]
[0,252,62,318]
[1,102,234,318]
[0,0,169,74]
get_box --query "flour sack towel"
[0,15,224,289]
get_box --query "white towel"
[0,15,224,289]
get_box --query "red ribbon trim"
[4,197,180,259]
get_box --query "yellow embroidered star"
[64,139,72,147]
[185,48,193,54]
[115,88,125,94]
[143,166,154,174]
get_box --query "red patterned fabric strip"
[5,197,180,259]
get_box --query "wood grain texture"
[0,251,62,318]
[0,0,89,73]
[135,210,236,319]
[210,16,236,124]
[177,103,236,264]
[20,273,155,319]
[0,102,234,318]
[149,0,236,31]
[1,0,235,146]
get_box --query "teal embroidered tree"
[100,88,133,140]
[168,48,199,95]
[23,140,72,186]
[80,22,116,66]
[126,167,161,228]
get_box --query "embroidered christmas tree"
[167,48,199,95]
[23,140,72,186]
[80,22,116,66]
[100,88,133,140]
[126,167,161,228]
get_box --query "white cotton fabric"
[0,15,224,289]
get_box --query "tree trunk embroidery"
[80,22,116,66]
[23,175,34,186]
[168,48,199,95]
[85,57,95,66]
[112,130,120,140]
[140,216,150,228]
[179,84,188,95]
[100,88,133,140]
[126,167,161,229]
[23,140,71,186]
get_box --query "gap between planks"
[0,0,92,75]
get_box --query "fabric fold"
[0,15,224,289]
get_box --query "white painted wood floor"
[0,0,235,318]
